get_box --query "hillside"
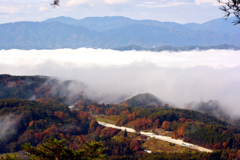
[184,17,240,34]
[1,75,240,160]
[119,93,164,107]
[0,74,89,105]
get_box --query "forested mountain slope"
[0,74,88,105]
[1,75,240,159]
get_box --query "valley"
[1,0,240,159]
[0,75,240,159]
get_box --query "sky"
[1,48,240,116]
[0,0,225,24]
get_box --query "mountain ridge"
[1,16,240,49]
[44,16,240,34]
[114,44,240,51]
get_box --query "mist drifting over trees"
[0,48,240,116]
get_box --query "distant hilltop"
[114,44,240,52]
[118,93,165,108]
[0,16,240,50]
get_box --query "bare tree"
[51,0,60,7]
[218,0,240,25]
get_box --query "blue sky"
[0,0,224,24]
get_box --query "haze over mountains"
[1,16,240,50]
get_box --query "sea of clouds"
[1,48,240,116]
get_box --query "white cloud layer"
[104,0,129,5]
[1,48,239,116]
[195,0,218,5]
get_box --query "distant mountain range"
[1,16,240,50]
[114,44,240,51]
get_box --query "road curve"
[98,121,213,153]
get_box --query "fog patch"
[0,48,240,116]
[39,78,87,105]
[185,100,231,121]
[28,95,36,100]
[0,114,20,141]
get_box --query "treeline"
[76,101,227,126]
[109,149,240,160]
[2,140,240,160]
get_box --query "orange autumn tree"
[162,121,171,130]
[179,118,186,123]
[89,119,99,132]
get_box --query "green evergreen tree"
[124,129,127,137]
[0,154,19,160]
[22,138,107,160]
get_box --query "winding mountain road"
[98,121,213,153]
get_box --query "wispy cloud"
[104,0,129,5]
[0,6,19,14]
[0,114,20,141]
[39,6,48,11]
[195,0,219,5]
[66,0,90,7]
[139,1,187,8]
